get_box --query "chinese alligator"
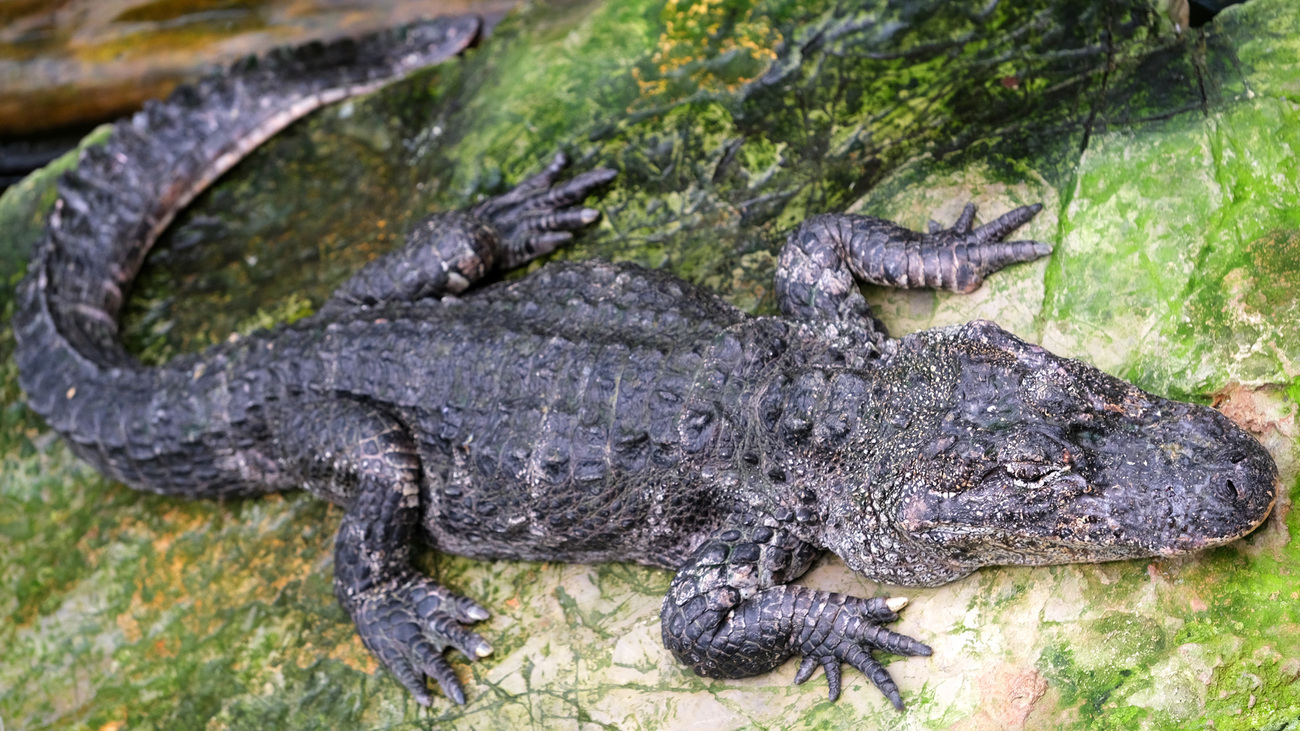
[12,14,1278,710]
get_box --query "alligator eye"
[1005,461,1061,481]
[1066,423,1103,447]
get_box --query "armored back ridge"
[11,17,1278,713]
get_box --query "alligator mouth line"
[910,462,1278,562]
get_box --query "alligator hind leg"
[661,521,931,709]
[776,202,1051,323]
[326,152,616,310]
[271,399,490,705]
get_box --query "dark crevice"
[1077,19,1115,157]
[0,122,105,192]
[1190,31,1212,115]
[1188,0,1250,28]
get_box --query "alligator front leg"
[776,202,1051,323]
[272,399,490,705]
[660,522,931,709]
[325,152,616,309]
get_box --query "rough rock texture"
[0,0,517,136]
[1,0,1298,729]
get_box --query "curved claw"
[856,623,933,657]
[791,594,929,710]
[952,201,978,234]
[472,151,569,217]
[858,595,905,623]
[969,202,1042,244]
[823,657,844,701]
[471,152,618,269]
[520,207,602,232]
[422,651,467,705]
[430,612,494,659]
[843,645,903,710]
[521,167,619,212]
[794,654,820,685]
[350,574,493,705]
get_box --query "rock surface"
[0,0,516,136]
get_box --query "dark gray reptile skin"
[12,16,1278,710]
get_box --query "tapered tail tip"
[591,167,620,184]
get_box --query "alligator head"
[829,320,1277,586]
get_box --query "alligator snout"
[1110,401,1277,553]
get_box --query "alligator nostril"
[1227,478,1250,503]
[1230,452,1247,465]
[1208,478,1239,504]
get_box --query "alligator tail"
[12,15,481,497]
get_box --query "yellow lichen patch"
[295,643,319,670]
[112,0,260,24]
[159,504,216,535]
[116,604,143,644]
[97,717,128,731]
[72,18,273,66]
[149,635,178,659]
[123,582,166,618]
[329,632,379,674]
[633,0,780,102]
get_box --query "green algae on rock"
[2,0,1299,729]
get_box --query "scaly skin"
[13,19,1278,710]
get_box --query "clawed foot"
[791,596,931,710]
[921,200,1052,293]
[344,572,492,705]
[927,200,1050,253]
[472,151,618,269]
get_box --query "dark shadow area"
[1189,0,1250,27]
[0,123,103,191]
